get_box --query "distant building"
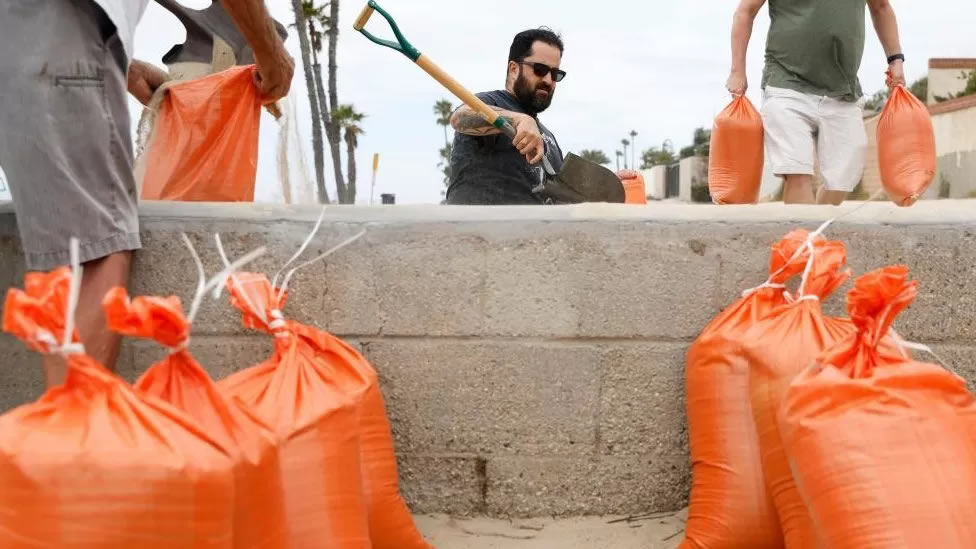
[928,58,976,104]
[862,58,976,199]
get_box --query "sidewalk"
[415,509,686,549]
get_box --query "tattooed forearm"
[451,106,522,136]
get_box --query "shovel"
[353,1,625,204]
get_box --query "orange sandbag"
[221,273,432,549]
[877,85,937,206]
[709,95,764,204]
[0,268,235,548]
[617,170,648,204]
[781,266,976,549]
[742,237,854,549]
[681,229,822,549]
[140,65,262,202]
[218,273,373,549]
[103,288,288,549]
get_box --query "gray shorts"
[0,0,140,271]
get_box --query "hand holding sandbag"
[877,85,937,206]
[140,66,262,202]
[708,95,764,204]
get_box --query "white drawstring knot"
[783,292,820,304]
[168,338,191,353]
[37,327,84,358]
[741,282,786,297]
[214,206,365,336]
[747,190,887,304]
[269,309,289,338]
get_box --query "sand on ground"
[415,508,686,549]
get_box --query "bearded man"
[446,28,567,205]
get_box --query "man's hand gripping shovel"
[353,1,625,204]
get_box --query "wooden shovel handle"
[353,4,375,31]
[415,55,505,129]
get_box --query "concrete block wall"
[2,201,976,518]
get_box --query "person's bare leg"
[816,187,848,206]
[41,356,67,388]
[782,174,816,204]
[41,251,133,387]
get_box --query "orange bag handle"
[3,239,85,357]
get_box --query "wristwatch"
[887,53,905,64]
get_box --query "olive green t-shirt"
[762,0,866,102]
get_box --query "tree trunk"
[345,131,357,204]
[631,137,637,173]
[312,54,345,203]
[443,125,449,148]
[290,0,329,204]
[325,0,348,203]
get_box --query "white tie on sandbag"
[214,206,365,335]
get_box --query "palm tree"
[324,0,348,203]
[290,0,329,203]
[629,130,638,172]
[433,99,454,187]
[578,149,611,165]
[621,139,630,170]
[335,104,365,204]
[298,1,350,203]
[433,99,454,147]
[615,150,623,171]
[437,145,452,187]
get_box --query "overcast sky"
[128,0,976,205]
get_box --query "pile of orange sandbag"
[0,234,431,549]
[0,265,236,548]
[617,169,648,204]
[682,229,976,549]
[780,265,976,548]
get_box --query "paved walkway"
[415,509,686,548]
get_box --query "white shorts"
[760,86,867,192]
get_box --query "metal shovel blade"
[534,153,626,204]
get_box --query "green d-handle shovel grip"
[354,1,558,176]
[353,1,515,138]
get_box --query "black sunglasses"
[518,61,566,82]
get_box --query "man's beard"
[513,70,554,114]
